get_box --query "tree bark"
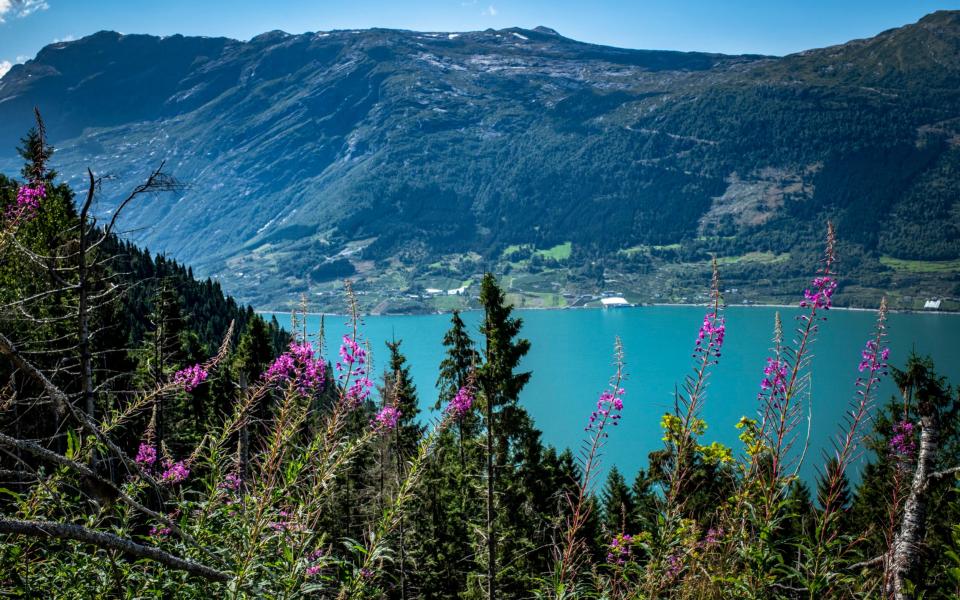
[888,408,938,600]
[0,517,228,582]
[485,384,496,600]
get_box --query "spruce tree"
[601,466,637,534]
[476,273,531,600]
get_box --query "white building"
[601,297,630,308]
[923,299,942,310]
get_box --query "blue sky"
[2,0,959,77]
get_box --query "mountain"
[1,12,959,311]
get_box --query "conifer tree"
[476,273,531,600]
[601,466,637,534]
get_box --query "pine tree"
[601,466,637,534]
[436,310,479,407]
[384,339,422,457]
[475,273,531,600]
[135,279,188,448]
[631,468,659,532]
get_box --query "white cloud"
[482,4,497,16]
[0,0,49,22]
[52,33,75,43]
[0,60,12,79]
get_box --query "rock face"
[1,13,959,306]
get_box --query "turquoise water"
[270,307,960,485]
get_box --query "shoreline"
[259,301,959,319]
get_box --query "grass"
[880,256,960,273]
[502,242,572,261]
[716,251,791,266]
[537,242,572,261]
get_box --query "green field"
[716,251,791,266]
[880,256,960,273]
[536,242,572,261]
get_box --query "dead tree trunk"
[888,405,938,600]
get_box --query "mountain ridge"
[1,13,958,312]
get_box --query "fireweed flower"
[758,358,789,400]
[346,376,373,406]
[446,385,474,418]
[606,533,633,565]
[6,182,45,223]
[666,553,682,578]
[858,339,890,374]
[703,527,723,546]
[264,341,325,393]
[371,405,401,433]
[218,472,242,492]
[149,525,172,537]
[335,335,373,406]
[889,420,917,459]
[136,443,157,467]
[585,386,625,433]
[160,460,190,484]
[305,549,326,577]
[173,364,208,392]
[800,275,837,310]
[693,312,725,363]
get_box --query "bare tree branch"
[0,517,229,582]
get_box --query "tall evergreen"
[601,466,637,535]
[475,273,531,599]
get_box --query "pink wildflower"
[446,385,474,418]
[606,533,633,565]
[800,275,837,310]
[889,420,916,459]
[693,311,725,362]
[586,386,625,434]
[6,182,45,223]
[371,405,401,433]
[160,460,189,484]
[173,364,208,392]
[136,443,157,467]
[218,472,242,492]
[263,341,325,393]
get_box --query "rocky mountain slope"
[1,12,959,310]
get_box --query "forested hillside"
[1,125,960,598]
[1,13,958,311]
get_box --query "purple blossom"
[6,182,45,223]
[858,339,890,374]
[337,335,366,369]
[263,342,325,393]
[306,564,323,577]
[889,420,917,459]
[758,357,789,401]
[334,335,373,407]
[305,548,325,577]
[136,443,157,467]
[371,405,401,433]
[606,533,633,565]
[703,527,723,546]
[585,386,625,434]
[446,385,474,418]
[149,526,171,537]
[218,472,242,492]
[173,364,208,392]
[346,376,373,406]
[666,553,682,578]
[800,275,837,310]
[160,460,190,484]
[693,311,726,362]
